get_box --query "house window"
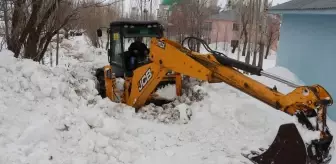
[233,23,239,31]
[203,22,212,31]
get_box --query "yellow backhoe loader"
[95,21,334,164]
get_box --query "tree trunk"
[237,38,241,61]
[196,23,201,52]
[265,28,274,59]
[8,0,24,58]
[24,31,39,60]
[38,34,55,62]
[252,0,260,66]
[258,41,264,67]
[258,0,268,68]
[231,25,238,53]
[213,21,218,50]
[216,30,218,50]
[3,0,10,44]
[64,28,69,39]
[245,0,254,66]
[265,42,271,59]
[50,51,53,67]
[242,29,248,57]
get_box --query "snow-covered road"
[0,36,335,164]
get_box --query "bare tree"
[245,0,253,66]
[3,0,121,61]
[251,0,260,66]
[79,0,120,47]
[223,24,228,51]
[169,4,189,43]
[1,0,10,46]
[238,4,249,56]
[257,0,268,68]
[188,0,213,52]
[265,14,280,59]
[214,21,220,49]
[231,0,250,56]
[169,0,215,52]
[227,0,272,68]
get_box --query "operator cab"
[97,21,164,77]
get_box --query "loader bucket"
[249,123,307,164]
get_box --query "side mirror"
[97,29,102,37]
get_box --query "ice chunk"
[175,103,192,124]
[18,119,55,145]
[82,110,104,128]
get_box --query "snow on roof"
[270,0,336,11]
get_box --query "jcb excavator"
[95,20,334,164]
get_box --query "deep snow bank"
[0,49,117,163]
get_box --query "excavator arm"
[121,37,333,164]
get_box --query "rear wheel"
[95,68,106,98]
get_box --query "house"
[158,0,219,42]
[206,10,280,51]
[269,0,336,120]
[206,10,239,46]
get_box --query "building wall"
[208,18,279,51]
[209,20,238,43]
[276,14,336,120]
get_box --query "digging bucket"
[249,123,308,164]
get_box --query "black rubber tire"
[95,68,106,98]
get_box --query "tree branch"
[19,0,43,45]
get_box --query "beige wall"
[207,18,280,51]
[209,20,239,44]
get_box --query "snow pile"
[0,47,134,163]
[42,36,108,68]
[155,84,177,100]
[137,79,206,124]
